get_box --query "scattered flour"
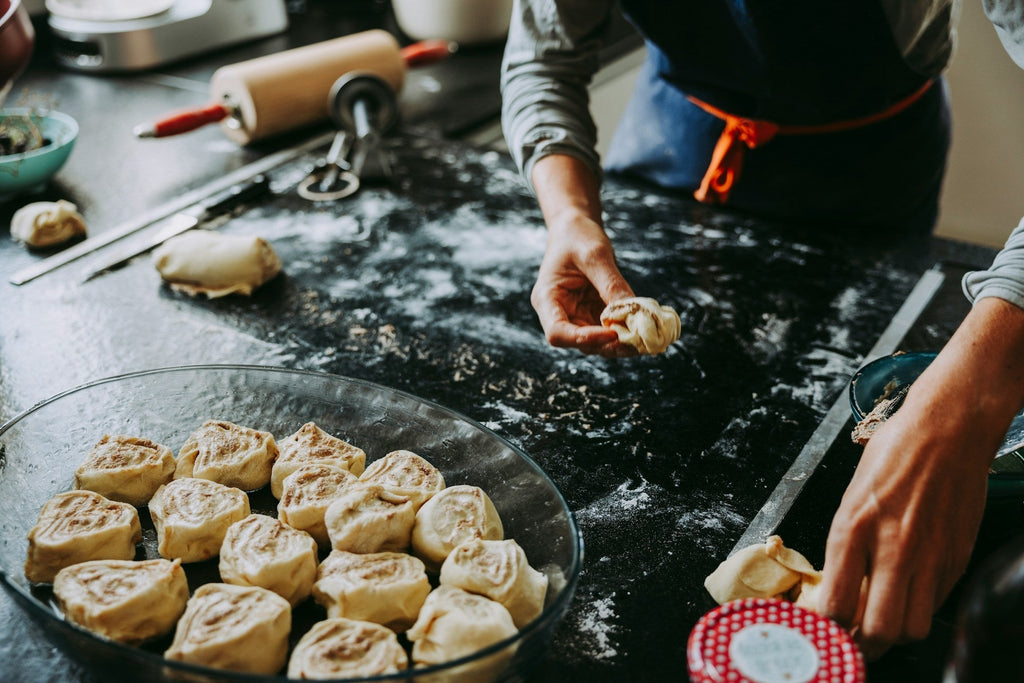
[575,594,619,660]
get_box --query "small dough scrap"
[175,419,278,491]
[287,617,408,679]
[152,230,282,298]
[704,535,821,605]
[74,434,176,506]
[149,477,250,563]
[411,485,504,571]
[164,582,291,675]
[25,490,142,584]
[600,296,681,354]
[11,200,87,248]
[278,463,360,547]
[270,422,366,499]
[407,585,517,678]
[360,449,445,511]
[219,514,318,606]
[53,558,188,644]
[440,538,548,628]
[324,483,416,554]
[313,550,431,632]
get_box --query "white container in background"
[391,0,513,45]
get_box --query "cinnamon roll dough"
[11,200,87,248]
[360,449,445,511]
[703,535,820,605]
[407,585,517,677]
[440,538,548,628]
[74,434,176,506]
[149,477,250,563]
[411,485,504,571]
[175,419,278,491]
[152,231,282,298]
[277,463,360,547]
[600,296,681,355]
[219,514,318,606]
[270,422,366,499]
[313,550,431,632]
[53,558,188,644]
[164,583,291,675]
[287,618,408,679]
[324,484,416,554]
[25,490,142,583]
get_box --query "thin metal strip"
[731,265,946,554]
[9,130,335,286]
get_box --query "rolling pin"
[134,30,452,145]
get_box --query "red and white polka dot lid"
[687,598,865,683]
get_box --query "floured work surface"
[0,132,974,681]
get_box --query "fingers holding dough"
[600,297,681,354]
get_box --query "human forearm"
[820,295,1024,656]
[500,0,615,192]
[963,216,1024,310]
[905,295,1024,465]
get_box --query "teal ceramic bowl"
[849,351,1024,498]
[0,108,78,200]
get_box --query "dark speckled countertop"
[0,2,1015,682]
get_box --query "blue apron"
[604,0,951,233]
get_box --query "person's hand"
[531,212,635,356]
[819,395,989,659]
[820,297,1024,659]
[530,154,635,356]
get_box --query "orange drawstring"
[687,80,935,205]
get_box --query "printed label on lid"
[729,623,820,683]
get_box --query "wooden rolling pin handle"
[400,39,457,67]
[133,102,232,138]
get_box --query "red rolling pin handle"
[400,39,457,67]
[133,102,232,139]
[134,36,454,140]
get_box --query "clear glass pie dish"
[0,365,583,682]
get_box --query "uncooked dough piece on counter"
[11,200,87,248]
[706,536,869,629]
[600,297,682,354]
[152,231,282,298]
[704,535,821,605]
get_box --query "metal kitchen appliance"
[47,0,289,72]
[297,71,398,202]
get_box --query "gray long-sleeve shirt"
[501,0,1024,311]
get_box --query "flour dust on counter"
[0,131,950,681]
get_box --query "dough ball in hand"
[600,297,681,354]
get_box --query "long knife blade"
[8,128,337,287]
[82,175,272,282]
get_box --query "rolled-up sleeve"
[984,0,1024,68]
[500,0,618,192]
[962,217,1024,309]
